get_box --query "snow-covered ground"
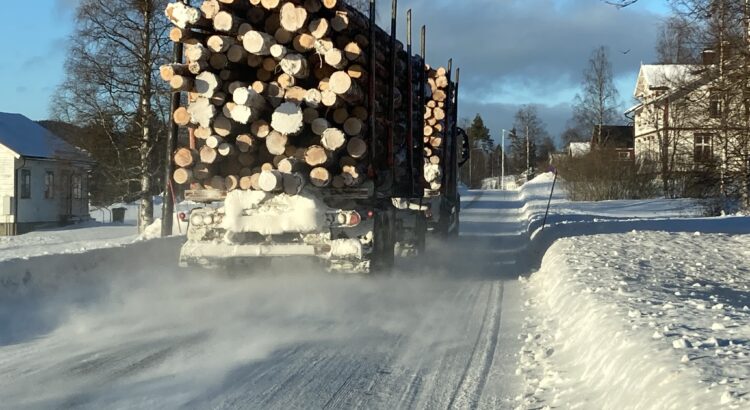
[0,174,747,409]
[519,231,750,409]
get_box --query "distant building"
[568,142,591,158]
[591,125,635,161]
[0,113,93,235]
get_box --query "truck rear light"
[348,211,361,226]
[425,209,433,219]
[367,210,374,219]
[178,212,187,221]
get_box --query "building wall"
[0,145,16,224]
[15,158,90,224]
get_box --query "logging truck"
[164,0,464,272]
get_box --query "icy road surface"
[0,191,525,409]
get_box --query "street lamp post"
[501,129,505,190]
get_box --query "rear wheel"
[371,209,395,273]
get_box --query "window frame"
[20,169,31,199]
[72,174,83,200]
[693,134,713,163]
[708,95,722,119]
[44,171,55,199]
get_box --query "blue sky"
[0,0,671,144]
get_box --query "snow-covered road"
[0,192,526,409]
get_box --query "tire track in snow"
[447,281,504,410]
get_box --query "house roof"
[634,64,707,97]
[591,125,634,149]
[0,112,92,163]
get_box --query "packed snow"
[0,172,748,409]
[519,231,750,409]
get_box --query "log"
[304,0,322,13]
[304,88,322,107]
[260,0,281,10]
[160,64,190,81]
[173,168,193,185]
[239,176,254,190]
[283,172,305,195]
[274,28,294,45]
[243,30,276,55]
[324,48,347,69]
[321,90,342,107]
[303,107,319,123]
[226,44,248,63]
[332,175,346,188]
[292,33,316,52]
[165,2,202,29]
[270,44,288,60]
[311,118,329,135]
[206,135,222,149]
[304,145,329,166]
[259,170,284,192]
[279,2,308,33]
[310,167,331,187]
[207,35,236,53]
[321,127,346,151]
[347,64,366,80]
[331,11,348,32]
[187,98,216,128]
[344,42,364,62]
[200,0,221,19]
[284,86,307,104]
[185,43,210,62]
[195,71,220,98]
[209,175,227,190]
[225,175,240,191]
[209,53,229,70]
[236,134,257,152]
[266,131,289,155]
[308,17,329,39]
[213,11,246,33]
[251,119,271,138]
[170,75,194,92]
[278,157,305,173]
[213,115,233,137]
[200,146,219,164]
[351,105,368,121]
[195,126,213,139]
[238,152,256,166]
[347,137,367,159]
[173,107,191,126]
[218,142,235,157]
[329,71,363,103]
[343,117,363,136]
[271,102,304,136]
[332,108,349,124]
[279,53,309,78]
[194,163,212,180]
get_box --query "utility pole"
[501,129,506,190]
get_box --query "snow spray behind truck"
[163,0,467,272]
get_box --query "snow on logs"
[163,0,452,195]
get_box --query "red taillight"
[178,212,187,221]
[348,211,362,226]
[424,209,433,219]
[367,210,374,219]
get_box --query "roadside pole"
[501,129,505,190]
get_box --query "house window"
[709,96,722,118]
[694,134,713,163]
[72,174,83,200]
[20,169,31,199]
[44,171,54,199]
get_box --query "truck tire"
[415,213,427,254]
[371,210,395,273]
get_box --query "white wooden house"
[0,112,93,235]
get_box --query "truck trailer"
[163,0,465,272]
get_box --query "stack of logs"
[422,66,449,191]
[163,0,450,196]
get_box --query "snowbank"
[519,232,750,409]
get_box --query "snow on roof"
[0,112,92,162]
[636,65,705,96]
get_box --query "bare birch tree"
[572,46,621,145]
[52,0,171,231]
